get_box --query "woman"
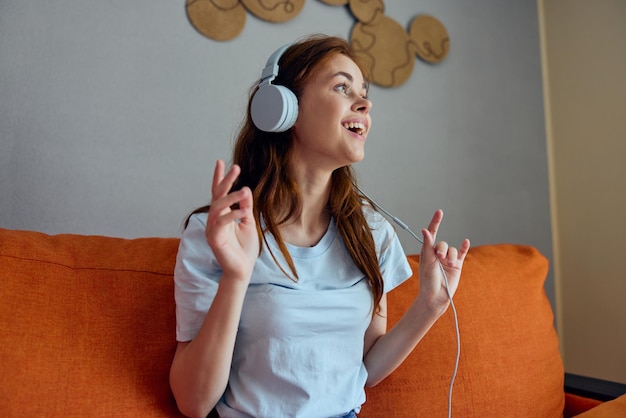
[169,34,470,418]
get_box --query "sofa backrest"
[362,244,565,417]
[0,229,183,416]
[0,228,564,417]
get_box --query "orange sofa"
[0,227,621,417]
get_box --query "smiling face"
[290,53,372,175]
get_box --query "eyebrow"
[334,71,369,92]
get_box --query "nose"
[353,96,372,114]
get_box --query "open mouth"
[342,122,366,135]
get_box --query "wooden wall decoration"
[185,0,449,87]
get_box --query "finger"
[213,206,252,228]
[446,246,458,265]
[210,188,249,215]
[226,187,255,227]
[457,238,471,262]
[211,160,225,198]
[426,209,444,242]
[420,228,438,262]
[237,186,254,213]
[211,189,255,230]
[223,163,241,187]
[435,241,449,260]
[212,161,241,201]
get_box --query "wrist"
[219,272,252,290]
[413,294,449,320]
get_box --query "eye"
[334,83,350,95]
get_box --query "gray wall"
[0,1,553,306]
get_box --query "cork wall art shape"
[186,0,449,87]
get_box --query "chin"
[349,153,365,164]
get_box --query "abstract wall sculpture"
[186,0,449,87]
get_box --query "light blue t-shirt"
[174,207,412,418]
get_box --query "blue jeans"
[339,412,357,418]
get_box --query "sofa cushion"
[361,244,564,417]
[0,228,182,416]
[574,394,626,417]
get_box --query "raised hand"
[205,160,259,283]
[418,209,470,316]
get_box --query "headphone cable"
[358,188,459,418]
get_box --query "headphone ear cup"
[251,84,298,133]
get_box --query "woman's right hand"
[205,160,259,283]
[170,160,258,417]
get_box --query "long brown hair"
[189,34,385,314]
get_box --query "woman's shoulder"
[178,211,211,257]
[186,210,209,228]
[360,202,398,246]
[361,201,388,227]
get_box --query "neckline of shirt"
[264,218,338,259]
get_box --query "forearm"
[170,277,248,418]
[364,299,441,387]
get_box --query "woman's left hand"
[417,209,471,317]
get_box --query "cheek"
[295,103,330,133]
[294,94,346,135]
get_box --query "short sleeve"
[365,206,413,293]
[380,232,413,293]
[173,212,221,342]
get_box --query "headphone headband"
[259,44,291,86]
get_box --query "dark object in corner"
[565,373,626,402]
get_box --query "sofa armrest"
[564,374,626,418]
[565,373,626,402]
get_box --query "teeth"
[343,122,366,135]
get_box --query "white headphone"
[250,44,299,133]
